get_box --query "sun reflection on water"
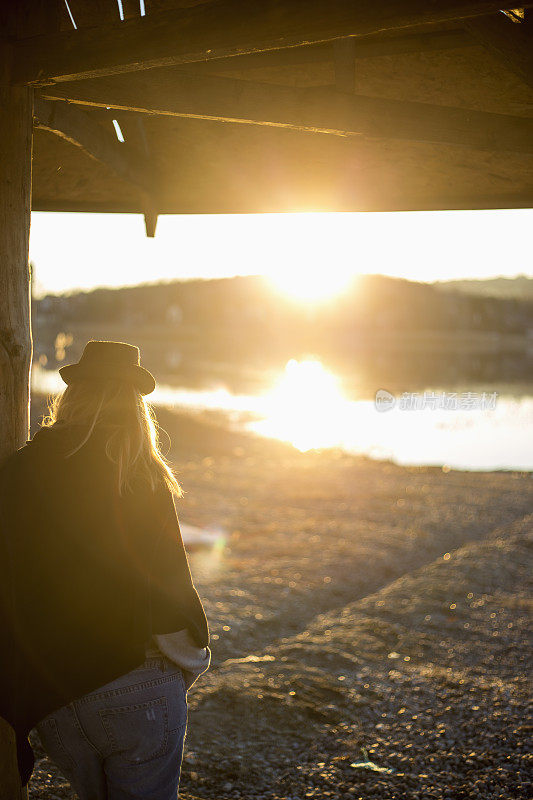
[250,358,352,451]
[31,362,533,470]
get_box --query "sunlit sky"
[30,208,533,298]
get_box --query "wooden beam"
[185,29,475,77]
[10,0,525,85]
[0,84,33,800]
[334,39,357,93]
[112,111,160,237]
[31,189,533,214]
[33,95,157,197]
[463,13,533,88]
[0,87,33,459]
[144,206,159,237]
[64,0,121,28]
[0,5,58,797]
[42,70,533,154]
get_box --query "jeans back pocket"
[99,696,170,764]
[36,715,78,776]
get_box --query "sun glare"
[268,267,354,303]
[252,358,351,451]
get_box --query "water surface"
[32,360,533,472]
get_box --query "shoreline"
[30,390,533,474]
[28,395,533,798]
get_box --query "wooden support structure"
[334,39,357,93]
[0,0,532,793]
[185,28,475,76]
[11,0,523,85]
[43,71,533,154]
[109,112,160,238]
[0,84,33,800]
[33,95,156,197]
[463,12,533,89]
[144,206,159,238]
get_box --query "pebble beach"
[28,400,533,799]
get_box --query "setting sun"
[268,266,354,302]
[29,209,533,298]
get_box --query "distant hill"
[33,274,533,342]
[32,273,533,377]
[34,273,533,333]
[434,275,533,300]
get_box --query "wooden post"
[0,84,34,800]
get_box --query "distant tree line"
[33,274,533,343]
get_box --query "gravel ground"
[27,404,533,799]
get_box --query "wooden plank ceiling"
[7,0,532,215]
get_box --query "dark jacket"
[0,422,209,786]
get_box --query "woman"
[0,340,211,799]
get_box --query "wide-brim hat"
[58,340,156,395]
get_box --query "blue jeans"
[35,655,188,799]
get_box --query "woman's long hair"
[41,378,183,498]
